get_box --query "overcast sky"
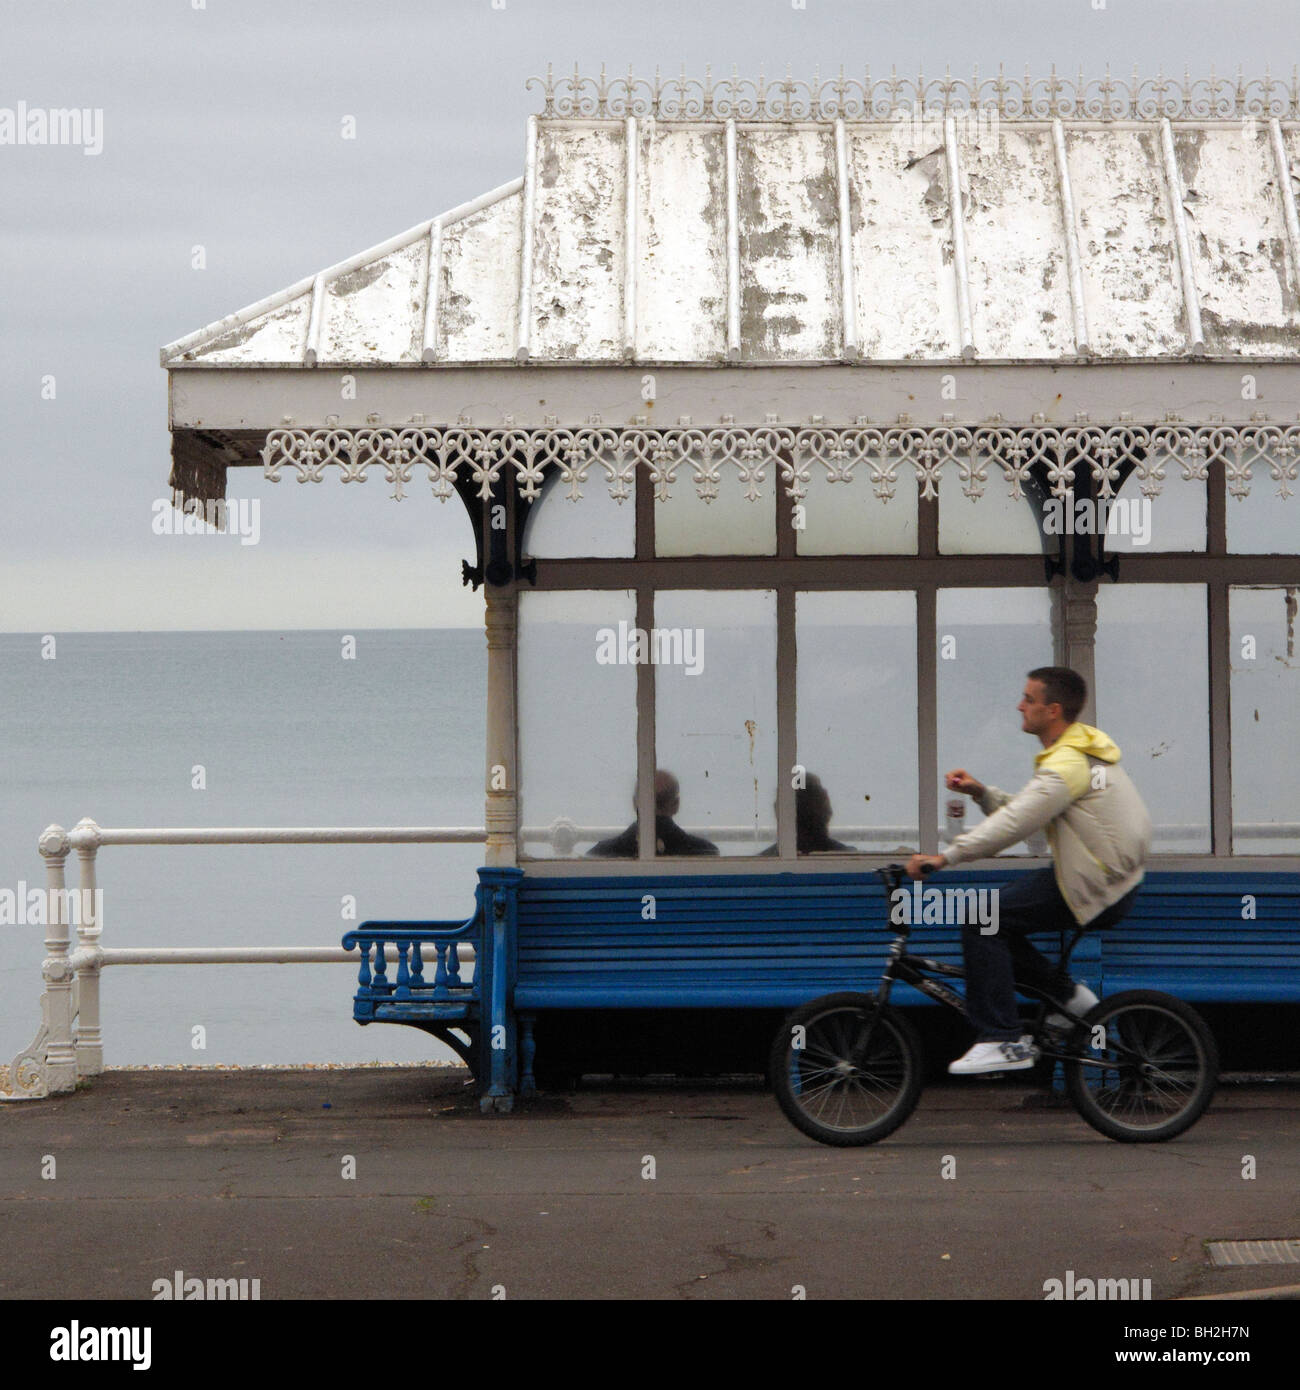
[2,0,1295,630]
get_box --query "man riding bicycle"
[906,666,1153,1075]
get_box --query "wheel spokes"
[1083,1007,1204,1126]
[788,1010,908,1130]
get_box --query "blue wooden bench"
[342,866,1300,1107]
[514,871,946,1008]
[1100,871,1300,1002]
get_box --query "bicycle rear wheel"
[770,992,923,1146]
[1063,990,1218,1142]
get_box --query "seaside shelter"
[153,67,1300,1106]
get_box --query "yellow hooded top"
[943,723,1153,924]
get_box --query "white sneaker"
[948,1035,1038,1075]
[1045,983,1099,1032]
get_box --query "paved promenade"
[2,1067,1298,1301]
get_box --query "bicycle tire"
[770,992,923,1146]
[1063,990,1218,1142]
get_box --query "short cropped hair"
[1027,666,1087,723]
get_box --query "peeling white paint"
[849,124,960,359]
[167,114,1300,370]
[638,123,728,361]
[737,126,840,361]
[440,196,523,362]
[1066,127,1186,358]
[1178,127,1300,356]
[961,127,1075,358]
[320,240,427,364]
[188,290,314,363]
[531,125,623,360]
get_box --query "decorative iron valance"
[260,423,1299,504]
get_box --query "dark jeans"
[961,867,1140,1042]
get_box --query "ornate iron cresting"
[261,423,1300,504]
[528,63,1300,122]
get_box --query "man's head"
[795,774,833,839]
[654,770,680,818]
[1020,666,1086,743]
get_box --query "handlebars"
[877,860,937,893]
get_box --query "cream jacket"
[941,723,1153,925]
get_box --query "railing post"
[40,825,78,1095]
[69,818,104,1077]
[1,825,74,1099]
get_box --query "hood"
[1037,722,1122,766]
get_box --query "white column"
[1053,580,1099,724]
[70,818,103,1077]
[484,591,519,867]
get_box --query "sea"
[1,631,485,1069]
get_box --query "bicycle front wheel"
[1064,990,1218,1142]
[770,992,923,1146]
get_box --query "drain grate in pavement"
[1207,1239,1300,1267]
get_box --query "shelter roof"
[162,68,1300,371]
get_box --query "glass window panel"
[936,588,1055,856]
[521,468,634,559]
[1226,474,1300,553]
[796,592,918,854]
[517,590,637,858]
[939,479,1045,554]
[1095,584,1209,852]
[797,466,918,555]
[654,590,777,855]
[1230,586,1300,853]
[655,468,775,555]
[1105,470,1205,552]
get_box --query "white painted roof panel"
[532,125,625,360]
[187,289,313,364]
[1066,127,1188,357]
[738,126,841,360]
[961,127,1076,358]
[848,125,959,358]
[439,196,524,362]
[1179,127,1300,356]
[320,238,427,364]
[637,123,729,360]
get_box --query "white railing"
[9,812,1296,1101]
[0,819,486,1102]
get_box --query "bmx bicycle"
[771,863,1219,1145]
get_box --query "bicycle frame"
[858,866,1111,1070]
[870,946,1092,1064]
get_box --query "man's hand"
[905,853,946,880]
[945,769,985,798]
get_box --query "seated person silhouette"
[587,770,720,857]
[759,774,857,855]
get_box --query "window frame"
[512,454,1300,867]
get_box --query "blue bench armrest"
[343,913,481,1010]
